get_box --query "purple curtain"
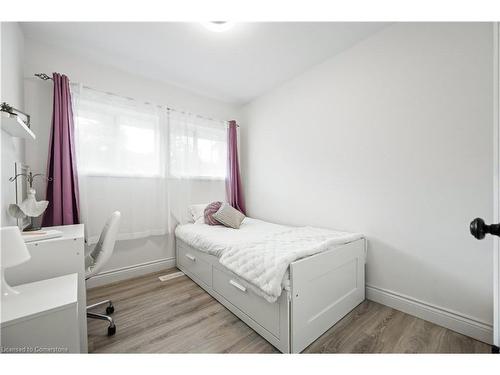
[226,120,246,214]
[42,73,80,226]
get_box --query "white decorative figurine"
[9,187,49,217]
[8,170,51,231]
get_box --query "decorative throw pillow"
[189,203,208,223]
[204,201,223,225]
[213,203,246,229]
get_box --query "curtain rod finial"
[34,73,52,81]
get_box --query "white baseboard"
[366,284,493,345]
[86,257,176,289]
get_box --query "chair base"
[87,300,116,336]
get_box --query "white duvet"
[175,218,288,257]
[175,218,363,302]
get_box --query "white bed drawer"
[177,243,212,287]
[212,266,280,337]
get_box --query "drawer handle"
[185,253,196,262]
[229,279,247,293]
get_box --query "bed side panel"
[290,239,366,353]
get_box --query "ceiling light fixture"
[201,21,234,33]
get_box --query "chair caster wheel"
[108,325,116,336]
[106,305,114,315]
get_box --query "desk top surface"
[1,273,78,326]
[23,224,84,245]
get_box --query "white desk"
[1,274,80,353]
[5,224,87,353]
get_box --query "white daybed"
[175,218,366,353]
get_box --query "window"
[73,88,163,177]
[168,112,227,179]
[72,86,227,180]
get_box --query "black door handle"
[470,218,500,239]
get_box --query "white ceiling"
[21,22,389,104]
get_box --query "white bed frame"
[175,237,366,353]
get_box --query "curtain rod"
[33,72,237,126]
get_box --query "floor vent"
[158,271,185,282]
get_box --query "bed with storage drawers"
[175,218,366,353]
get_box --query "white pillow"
[188,204,208,223]
[213,203,246,229]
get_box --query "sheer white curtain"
[71,85,227,244]
[167,110,227,225]
[72,85,169,244]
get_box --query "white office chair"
[85,211,121,336]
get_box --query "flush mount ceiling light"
[201,21,235,33]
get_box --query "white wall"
[1,22,25,227]
[242,23,494,332]
[23,38,242,283]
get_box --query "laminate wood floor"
[87,268,491,354]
